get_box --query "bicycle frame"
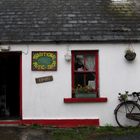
[114,100,137,115]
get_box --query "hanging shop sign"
[36,76,53,84]
[32,51,57,71]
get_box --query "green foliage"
[95,124,115,132]
[49,126,140,140]
[21,125,140,140]
[107,2,135,17]
[29,124,43,129]
[74,84,93,94]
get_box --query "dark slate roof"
[0,0,140,43]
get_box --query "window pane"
[74,73,84,87]
[85,55,95,71]
[86,73,96,89]
[74,54,84,71]
[74,73,96,90]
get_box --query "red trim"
[95,51,99,96]
[0,119,99,127]
[72,50,99,97]
[20,53,22,119]
[72,51,74,97]
[64,97,108,103]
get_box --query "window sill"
[64,97,108,103]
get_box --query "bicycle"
[114,91,140,127]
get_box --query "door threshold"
[0,117,21,121]
[0,120,21,126]
[0,120,20,122]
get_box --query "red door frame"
[20,52,22,119]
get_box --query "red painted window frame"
[72,50,99,98]
[64,97,107,103]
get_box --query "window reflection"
[75,55,84,71]
[74,73,84,87]
[86,73,96,89]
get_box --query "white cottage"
[0,0,140,127]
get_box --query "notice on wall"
[32,51,57,71]
[35,76,53,84]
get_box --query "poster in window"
[32,51,57,71]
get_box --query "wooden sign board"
[36,76,53,84]
[32,51,57,71]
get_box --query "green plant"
[125,48,136,61]
[108,1,135,17]
[50,126,140,140]
[118,92,128,102]
[30,124,42,129]
[74,84,93,94]
[95,125,115,133]
[125,48,135,54]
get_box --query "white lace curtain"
[86,55,95,71]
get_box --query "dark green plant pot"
[125,52,136,61]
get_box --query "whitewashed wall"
[4,43,140,126]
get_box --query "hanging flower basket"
[125,50,136,61]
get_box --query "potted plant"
[124,49,136,61]
[74,84,97,98]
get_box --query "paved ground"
[96,133,140,140]
[0,126,51,140]
[0,126,140,140]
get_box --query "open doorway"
[0,52,21,120]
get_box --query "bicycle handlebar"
[119,92,140,97]
[132,92,140,97]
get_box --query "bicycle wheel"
[115,101,140,127]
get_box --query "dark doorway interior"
[0,52,21,120]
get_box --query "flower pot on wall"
[125,50,136,61]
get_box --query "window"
[72,51,99,98]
